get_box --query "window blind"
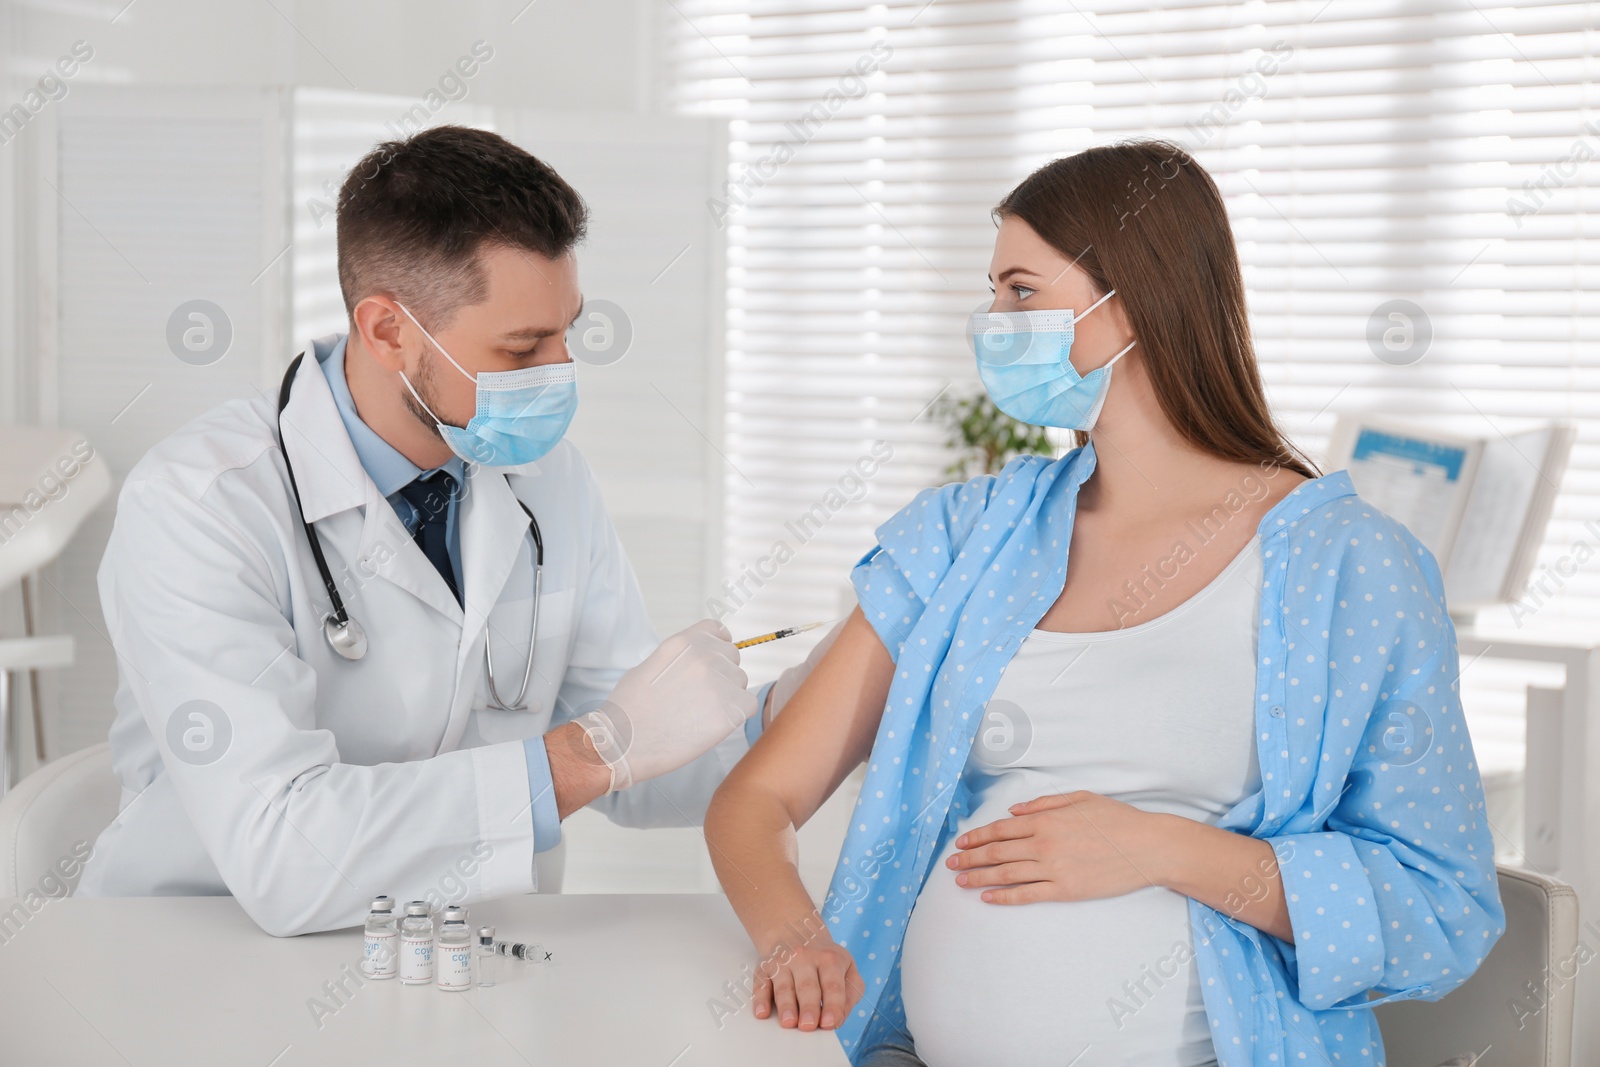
[657,0,1600,698]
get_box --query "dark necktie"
[397,470,460,604]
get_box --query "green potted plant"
[933,391,1057,480]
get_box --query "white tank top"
[899,535,1264,1067]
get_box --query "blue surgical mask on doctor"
[394,301,577,467]
[969,288,1137,431]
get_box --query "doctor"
[76,125,830,936]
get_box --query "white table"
[0,894,852,1066]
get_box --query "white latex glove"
[763,618,846,725]
[579,619,755,793]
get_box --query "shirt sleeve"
[850,544,925,658]
[96,473,535,936]
[1270,638,1505,1009]
[522,736,562,856]
[850,472,1000,658]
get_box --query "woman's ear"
[351,296,408,372]
[1105,290,1136,342]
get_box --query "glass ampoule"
[475,925,499,988]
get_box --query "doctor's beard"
[401,342,458,439]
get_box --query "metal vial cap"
[369,896,394,912]
[404,900,431,917]
[442,905,469,924]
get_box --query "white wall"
[2,0,652,107]
[3,0,656,420]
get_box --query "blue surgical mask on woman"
[394,302,577,467]
[969,288,1136,430]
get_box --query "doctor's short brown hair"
[335,125,588,329]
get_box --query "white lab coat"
[76,335,753,936]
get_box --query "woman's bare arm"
[705,606,894,1030]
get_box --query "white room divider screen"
[40,86,290,761]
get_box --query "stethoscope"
[275,353,543,712]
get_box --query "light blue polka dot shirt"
[825,442,1505,1066]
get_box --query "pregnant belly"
[899,836,1217,1067]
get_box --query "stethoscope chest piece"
[324,613,368,660]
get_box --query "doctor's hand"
[579,619,755,793]
[945,791,1171,905]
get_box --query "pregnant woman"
[704,139,1505,1067]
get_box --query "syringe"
[492,940,553,962]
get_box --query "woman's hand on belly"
[948,790,1295,942]
[752,931,864,1032]
[946,790,1168,904]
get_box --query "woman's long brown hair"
[996,139,1320,479]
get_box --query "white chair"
[0,741,118,898]
[1376,864,1578,1067]
[0,425,112,792]
[0,740,567,898]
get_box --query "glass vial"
[436,906,473,992]
[399,900,435,985]
[362,895,398,979]
[475,925,499,988]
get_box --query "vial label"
[399,935,435,984]
[363,930,398,978]
[437,945,473,991]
